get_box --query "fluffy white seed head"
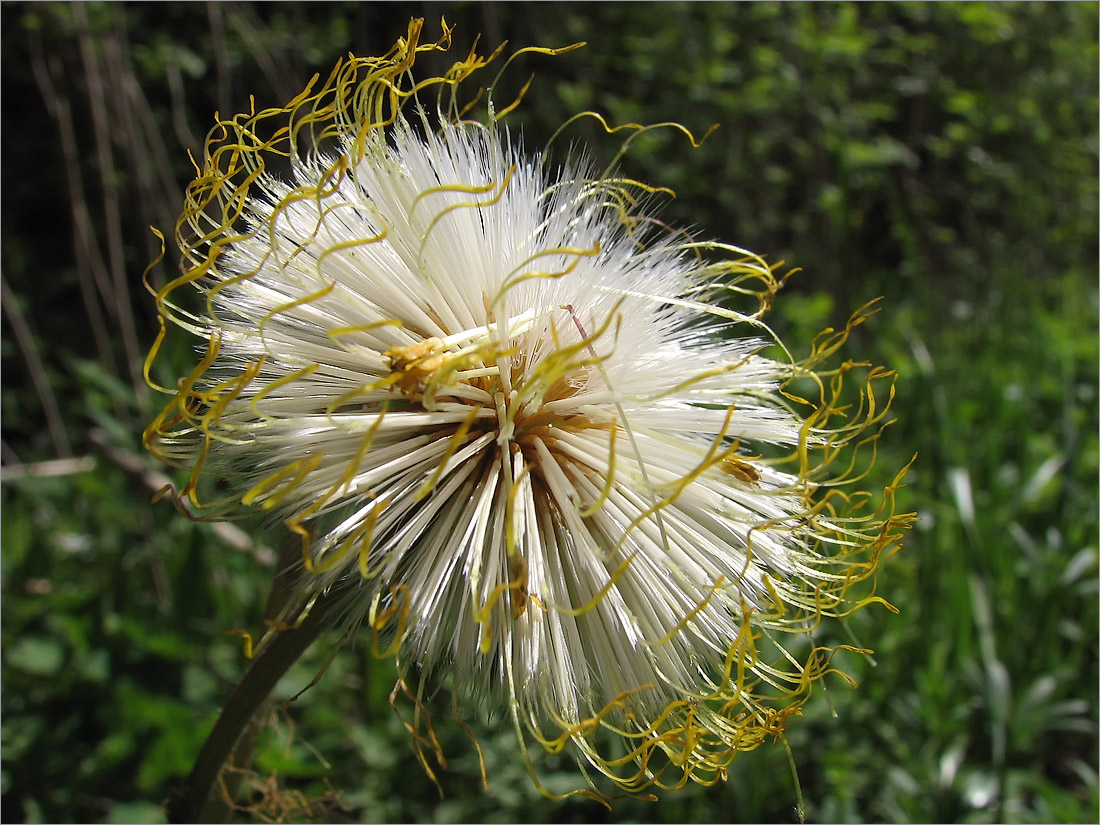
[146,20,913,800]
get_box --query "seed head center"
[384,321,602,454]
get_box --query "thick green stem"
[166,592,340,823]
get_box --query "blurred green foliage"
[2,2,1096,823]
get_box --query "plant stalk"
[166,591,340,823]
